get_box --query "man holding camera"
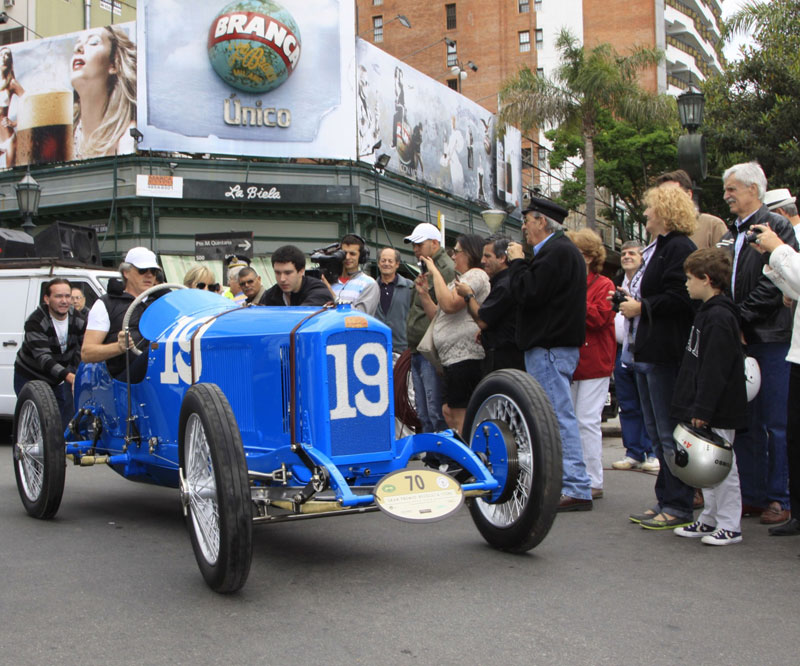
[262,245,333,307]
[719,161,799,525]
[330,234,379,316]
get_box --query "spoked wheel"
[13,381,66,519]
[463,369,562,553]
[179,383,252,593]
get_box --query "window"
[535,0,543,9]
[536,67,544,76]
[0,28,23,46]
[373,0,383,5]
[538,147,548,165]
[373,16,383,42]
[447,40,457,67]
[446,4,457,30]
[519,31,531,53]
[535,28,544,49]
[447,79,459,91]
[519,0,530,12]
[521,147,532,166]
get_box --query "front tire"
[179,383,252,593]
[13,381,66,519]
[464,369,561,553]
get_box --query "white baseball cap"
[764,188,795,211]
[124,246,160,270]
[404,223,442,244]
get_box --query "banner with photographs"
[137,0,357,160]
[0,23,136,168]
[356,38,522,213]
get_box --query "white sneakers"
[641,456,660,472]
[611,455,660,471]
[611,456,642,470]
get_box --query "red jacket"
[573,272,616,380]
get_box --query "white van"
[0,260,119,421]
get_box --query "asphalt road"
[1,428,798,666]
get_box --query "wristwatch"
[463,293,474,302]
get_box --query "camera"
[308,243,346,283]
[418,259,428,275]
[610,289,627,312]
[744,227,762,244]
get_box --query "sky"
[721,0,766,62]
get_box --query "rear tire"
[464,369,561,553]
[13,381,66,520]
[179,383,252,593]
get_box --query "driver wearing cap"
[82,247,161,381]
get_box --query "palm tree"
[499,29,674,229]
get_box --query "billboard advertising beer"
[0,23,136,168]
[137,0,356,160]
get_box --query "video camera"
[308,243,346,283]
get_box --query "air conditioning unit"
[3,0,14,9]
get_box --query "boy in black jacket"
[671,249,748,545]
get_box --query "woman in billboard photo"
[0,47,25,168]
[71,26,136,159]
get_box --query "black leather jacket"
[718,205,799,344]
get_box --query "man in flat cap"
[765,188,800,240]
[506,199,592,511]
[405,222,455,433]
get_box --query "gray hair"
[782,203,798,217]
[542,215,562,234]
[484,233,512,258]
[228,264,245,283]
[379,247,402,263]
[722,161,767,201]
[621,240,644,251]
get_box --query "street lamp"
[677,84,705,133]
[450,60,478,93]
[359,14,412,37]
[481,209,506,232]
[15,167,41,233]
[676,84,707,201]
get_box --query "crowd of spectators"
[14,160,800,546]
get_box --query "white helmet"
[669,423,734,488]
[744,356,760,402]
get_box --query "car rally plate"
[374,469,463,523]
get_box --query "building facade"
[0,0,136,44]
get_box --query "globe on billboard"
[207,0,302,94]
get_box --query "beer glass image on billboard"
[16,91,74,165]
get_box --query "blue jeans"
[14,369,74,431]
[734,342,790,509]
[525,347,591,500]
[614,350,652,462]
[633,361,693,520]
[410,353,447,433]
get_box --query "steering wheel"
[122,283,187,356]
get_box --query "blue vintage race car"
[12,285,562,593]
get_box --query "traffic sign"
[194,232,254,261]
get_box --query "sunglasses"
[135,267,158,276]
[240,279,257,286]
[196,282,220,291]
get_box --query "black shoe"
[768,517,800,536]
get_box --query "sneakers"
[701,528,743,546]
[612,456,642,470]
[640,514,693,530]
[641,456,660,472]
[674,520,716,538]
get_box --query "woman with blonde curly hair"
[619,185,698,529]
[567,228,616,499]
[183,264,219,292]
[71,25,136,158]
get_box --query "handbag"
[417,316,443,374]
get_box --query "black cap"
[521,197,568,225]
